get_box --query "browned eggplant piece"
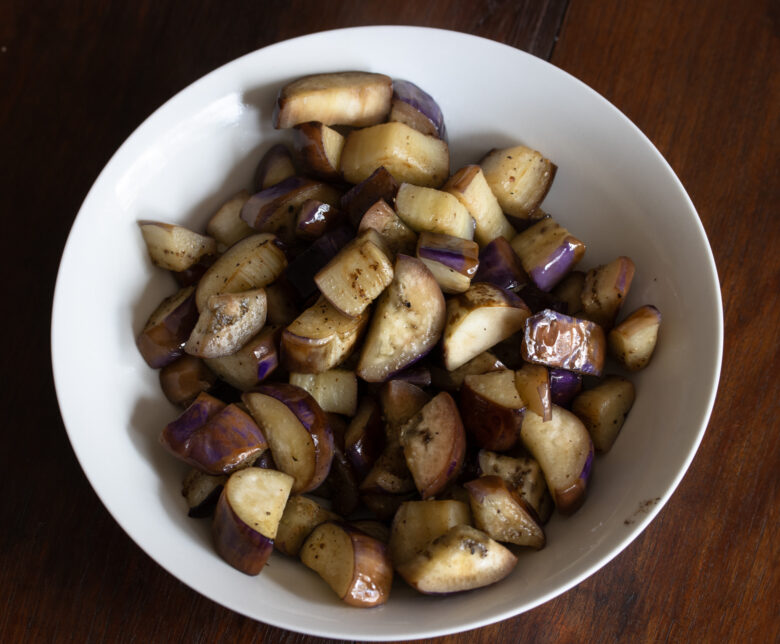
[357,199,418,256]
[212,468,293,575]
[464,476,545,549]
[388,499,471,566]
[138,221,217,272]
[443,165,515,246]
[522,308,606,377]
[274,495,340,557]
[441,283,532,371]
[253,143,297,191]
[521,406,594,515]
[159,355,217,407]
[510,216,586,292]
[472,237,529,292]
[240,176,342,246]
[580,256,636,329]
[608,304,662,370]
[289,369,358,416]
[242,384,335,494]
[571,375,636,452]
[294,199,347,240]
[514,363,552,421]
[300,521,393,607]
[357,254,446,382]
[476,450,551,523]
[416,231,479,294]
[136,286,199,369]
[206,191,254,251]
[204,324,281,391]
[399,392,466,499]
[273,71,393,129]
[292,122,345,181]
[394,183,475,240]
[396,524,517,594]
[480,145,557,221]
[281,294,370,374]
[340,122,450,188]
[341,166,399,226]
[460,370,525,451]
[389,79,446,139]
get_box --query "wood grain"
[0,0,777,642]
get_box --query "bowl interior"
[52,26,722,641]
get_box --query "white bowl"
[51,26,722,641]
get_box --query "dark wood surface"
[1,0,777,641]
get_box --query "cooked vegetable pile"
[137,71,662,607]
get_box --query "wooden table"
[2,1,777,641]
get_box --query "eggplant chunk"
[522,309,606,377]
[195,233,287,312]
[136,286,199,369]
[551,270,586,315]
[473,237,529,292]
[138,221,217,272]
[460,370,525,451]
[182,467,226,518]
[396,524,517,594]
[300,521,393,607]
[205,324,281,391]
[510,217,586,292]
[444,165,516,246]
[357,255,446,382]
[254,143,297,191]
[416,232,479,294]
[388,499,471,566]
[212,468,294,575]
[344,397,386,480]
[295,199,346,240]
[399,392,466,499]
[430,350,506,391]
[549,368,583,408]
[571,375,635,452]
[395,183,475,240]
[289,369,358,416]
[389,79,446,139]
[314,229,394,318]
[608,305,662,370]
[292,122,345,181]
[521,406,593,515]
[340,122,450,188]
[480,145,556,220]
[160,355,217,408]
[580,256,636,329]
[282,295,370,374]
[442,283,531,371]
[286,225,355,301]
[274,71,393,129]
[514,363,552,421]
[206,191,254,251]
[358,199,418,257]
[476,450,551,522]
[464,476,545,549]
[242,384,335,494]
[341,166,399,226]
[275,495,340,557]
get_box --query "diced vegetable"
[571,375,635,452]
[138,221,217,272]
[608,305,662,370]
[389,79,446,139]
[580,256,635,328]
[416,231,479,294]
[395,183,475,240]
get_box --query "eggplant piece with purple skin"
[357,199,417,256]
[292,122,345,182]
[240,176,341,246]
[294,199,347,240]
[212,468,293,575]
[345,397,386,480]
[204,325,281,391]
[285,225,354,300]
[137,286,199,369]
[357,254,446,382]
[549,368,582,408]
[472,237,529,292]
[522,309,606,377]
[514,363,552,422]
[274,495,340,557]
[395,183,475,241]
[341,166,399,226]
[580,256,636,329]
[460,370,525,452]
[476,450,551,523]
[159,355,217,408]
[389,79,446,139]
[416,232,479,294]
[510,217,586,292]
[159,392,227,455]
[182,468,226,518]
[253,143,297,191]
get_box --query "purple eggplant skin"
[416,232,479,276]
[241,176,313,227]
[517,282,568,315]
[253,143,296,192]
[185,404,269,475]
[532,240,582,292]
[345,398,386,481]
[522,309,606,377]
[212,490,274,575]
[340,166,399,226]
[137,287,199,369]
[160,391,226,455]
[549,368,583,408]
[390,79,446,139]
[473,238,529,292]
[285,225,355,299]
[327,446,361,516]
[295,199,346,240]
[159,355,217,408]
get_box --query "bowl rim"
[51,25,723,640]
